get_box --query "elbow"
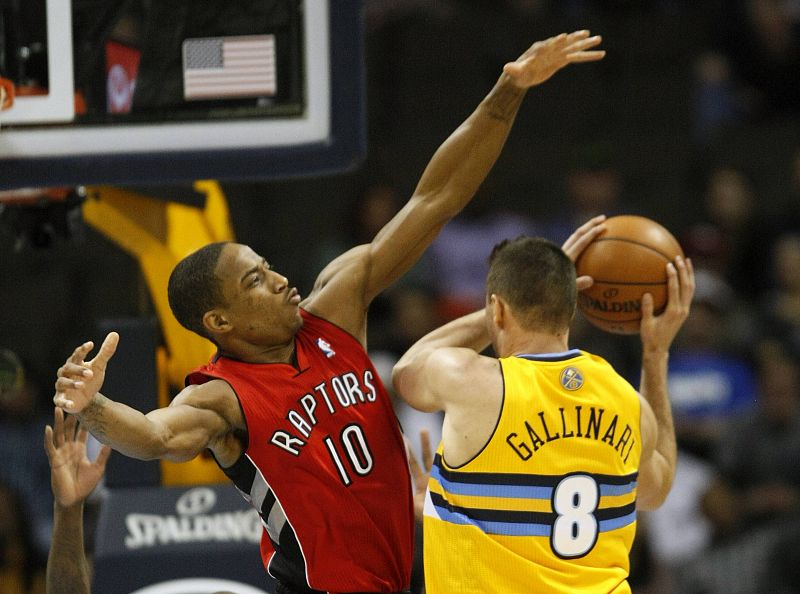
[391,364,412,404]
[637,492,667,512]
[391,363,433,412]
[391,361,407,392]
[637,478,674,511]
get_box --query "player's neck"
[218,337,296,364]
[501,329,570,358]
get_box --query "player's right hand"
[503,30,605,89]
[640,256,694,352]
[54,332,119,414]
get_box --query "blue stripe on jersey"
[430,492,636,536]
[436,505,553,537]
[516,349,583,362]
[430,492,636,528]
[599,510,637,532]
[432,463,553,499]
[599,481,638,497]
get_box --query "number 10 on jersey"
[324,423,374,486]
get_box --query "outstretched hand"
[562,215,607,291]
[503,30,605,89]
[44,407,111,508]
[640,256,695,352]
[407,429,433,522]
[53,332,119,414]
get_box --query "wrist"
[76,392,105,418]
[641,348,669,362]
[54,500,85,514]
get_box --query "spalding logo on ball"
[575,215,684,334]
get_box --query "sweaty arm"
[53,332,235,462]
[306,31,605,333]
[635,256,695,510]
[76,386,232,462]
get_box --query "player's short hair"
[486,236,576,332]
[168,242,230,339]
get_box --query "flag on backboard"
[182,35,276,101]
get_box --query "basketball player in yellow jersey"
[393,216,695,594]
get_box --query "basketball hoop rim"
[0,78,15,110]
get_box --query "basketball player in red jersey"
[52,31,605,594]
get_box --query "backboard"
[0,0,365,189]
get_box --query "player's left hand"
[44,407,111,508]
[561,215,607,291]
[640,255,694,352]
[503,30,605,89]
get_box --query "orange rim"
[0,78,15,110]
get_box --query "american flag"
[182,35,276,101]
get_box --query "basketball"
[575,215,684,334]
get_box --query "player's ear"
[489,294,506,328]
[203,310,231,334]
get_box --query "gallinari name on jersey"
[506,404,636,464]
[270,369,379,455]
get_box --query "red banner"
[105,41,141,114]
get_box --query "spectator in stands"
[759,232,800,354]
[702,335,800,541]
[690,51,747,144]
[670,335,800,593]
[708,0,800,118]
[680,163,781,302]
[428,190,539,320]
[0,484,33,593]
[539,140,628,246]
[0,348,53,587]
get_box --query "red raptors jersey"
[187,309,414,593]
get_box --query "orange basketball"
[575,215,684,334]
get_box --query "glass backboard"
[0,0,365,189]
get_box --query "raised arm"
[53,332,234,462]
[636,256,695,510]
[306,31,605,333]
[44,407,111,594]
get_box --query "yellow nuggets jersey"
[424,349,642,594]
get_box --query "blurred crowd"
[2,0,800,592]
